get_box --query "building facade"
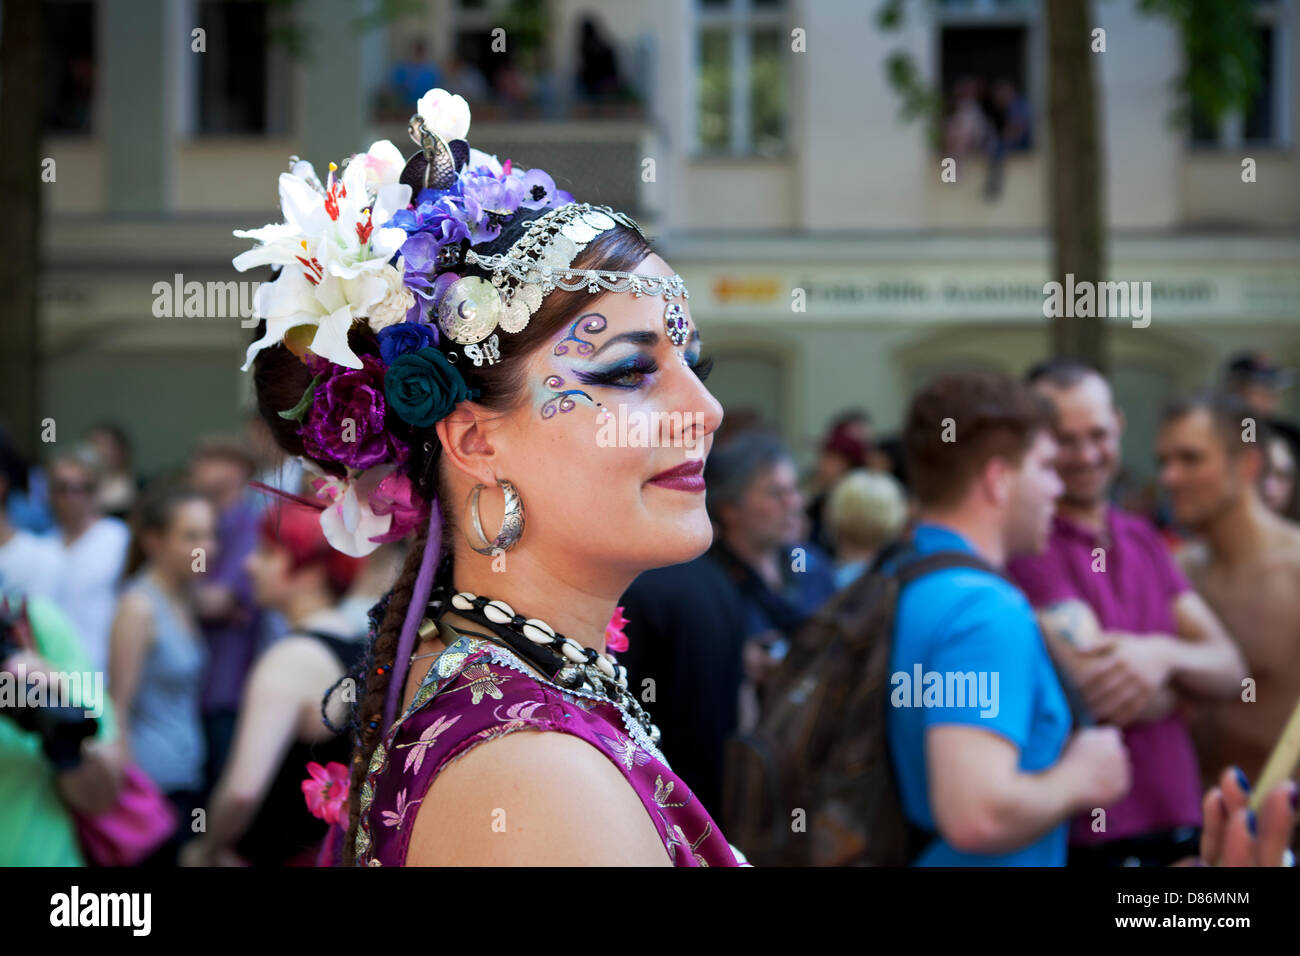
[38,0,1300,478]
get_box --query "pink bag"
[74,763,178,866]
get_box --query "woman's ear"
[434,403,500,486]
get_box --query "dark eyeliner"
[689,354,714,382]
[573,355,658,388]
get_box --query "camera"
[0,595,99,770]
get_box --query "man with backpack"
[885,371,1132,864]
[724,371,1131,865]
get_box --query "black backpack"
[721,538,1006,866]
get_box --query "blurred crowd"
[619,348,1300,863]
[2,347,1297,866]
[0,410,403,866]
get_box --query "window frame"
[1187,0,1292,151]
[690,0,790,158]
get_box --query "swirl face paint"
[553,313,608,357]
[540,374,594,419]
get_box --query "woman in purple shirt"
[239,88,741,866]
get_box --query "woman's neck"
[283,589,335,629]
[449,545,627,655]
[145,564,186,599]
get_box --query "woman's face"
[149,498,217,582]
[244,539,293,609]
[475,253,724,578]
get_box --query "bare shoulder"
[406,728,670,866]
[112,588,155,634]
[249,634,343,692]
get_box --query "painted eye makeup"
[572,352,714,390]
[689,354,715,382]
[574,354,657,389]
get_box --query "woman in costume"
[236,88,737,865]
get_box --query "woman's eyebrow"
[590,330,658,356]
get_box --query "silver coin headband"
[433,202,691,348]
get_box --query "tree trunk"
[1045,0,1107,371]
[0,0,43,458]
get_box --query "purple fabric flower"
[460,170,526,242]
[397,213,471,322]
[377,322,439,365]
[518,168,559,209]
[299,355,408,470]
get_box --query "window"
[43,1,96,133]
[1190,5,1286,148]
[196,0,270,134]
[935,1,1036,159]
[694,0,788,156]
[448,0,552,117]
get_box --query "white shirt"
[0,528,62,600]
[51,517,130,675]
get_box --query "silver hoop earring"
[466,478,524,555]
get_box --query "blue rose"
[384,347,479,428]
[378,322,439,366]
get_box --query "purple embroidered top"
[355,626,744,866]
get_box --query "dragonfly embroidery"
[380,787,424,831]
[598,731,651,771]
[395,713,461,775]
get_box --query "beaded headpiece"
[438,203,690,346]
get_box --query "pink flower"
[605,606,630,653]
[367,469,428,544]
[301,760,350,825]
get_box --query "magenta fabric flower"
[367,469,427,544]
[302,760,350,825]
[299,354,408,470]
[605,606,630,653]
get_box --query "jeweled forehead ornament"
[434,202,691,346]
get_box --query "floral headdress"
[233,88,687,558]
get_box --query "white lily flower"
[241,266,363,371]
[234,146,416,369]
[415,88,471,142]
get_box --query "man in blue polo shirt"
[887,372,1131,865]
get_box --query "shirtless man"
[1158,389,1300,805]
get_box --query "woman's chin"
[657,513,714,564]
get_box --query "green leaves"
[278,372,324,423]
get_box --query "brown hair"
[190,434,258,475]
[1160,388,1268,460]
[250,205,655,864]
[903,371,1054,508]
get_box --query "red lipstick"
[647,459,705,493]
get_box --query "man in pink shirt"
[1007,359,1247,866]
